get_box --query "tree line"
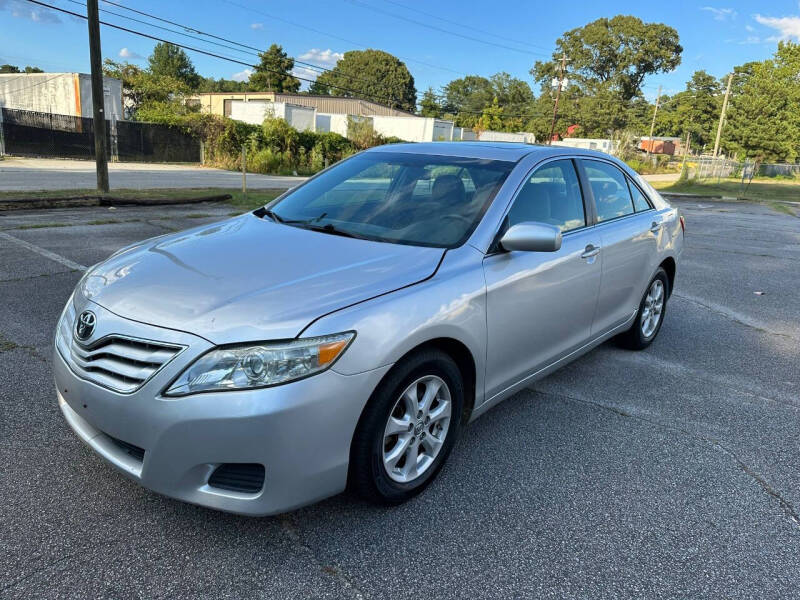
[100,14,800,163]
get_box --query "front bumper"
[54,302,391,516]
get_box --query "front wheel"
[349,350,464,504]
[616,268,669,350]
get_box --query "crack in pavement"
[535,388,800,530]
[278,514,367,600]
[673,292,800,342]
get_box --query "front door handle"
[581,244,600,259]
[650,221,662,233]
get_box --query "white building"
[229,100,316,131]
[0,73,123,120]
[551,138,615,153]
[371,116,454,142]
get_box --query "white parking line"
[0,231,87,272]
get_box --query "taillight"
[679,215,685,233]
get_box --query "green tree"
[475,97,504,132]
[442,72,534,130]
[532,16,682,102]
[309,49,416,111]
[0,64,43,73]
[419,87,441,117]
[656,70,720,150]
[249,44,300,93]
[723,42,800,161]
[103,59,191,119]
[148,42,200,88]
[197,77,250,93]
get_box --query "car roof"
[366,141,617,163]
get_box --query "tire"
[616,267,669,350]
[349,349,464,505]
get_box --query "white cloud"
[292,49,344,88]
[297,48,344,67]
[118,48,143,59]
[754,14,800,40]
[250,23,263,30]
[701,6,737,20]
[745,24,754,32]
[231,68,253,82]
[0,0,61,23]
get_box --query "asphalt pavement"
[1,198,799,599]
[0,158,306,191]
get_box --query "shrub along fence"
[0,108,201,163]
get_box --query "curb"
[0,193,232,212]
[660,192,800,207]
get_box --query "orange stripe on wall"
[73,73,81,117]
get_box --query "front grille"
[107,435,146,462]
[208,464,265,494]
[67,335,183,394]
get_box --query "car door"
[580,159,659,335]
[483,158,602,400]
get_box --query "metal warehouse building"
[0,73,123,120]
[188,92,415,118]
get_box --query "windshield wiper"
[299,222,368,240]
[259,208,285,223]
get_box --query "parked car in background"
[54,142,684,515]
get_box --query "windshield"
[267,151,515,248]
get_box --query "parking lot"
[1,197,799,598]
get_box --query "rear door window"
[628,180,653,212]
[583,161,635,223]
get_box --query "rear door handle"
[650,221,662,233]
[581,244,600,259]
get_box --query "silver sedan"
[54,142,684,515]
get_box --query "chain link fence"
[693,156,800,183]
[0,108,200,163]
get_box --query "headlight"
[164,332,355,396]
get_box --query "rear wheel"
[616,268,669,350]
[349,350,464,504]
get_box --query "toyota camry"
[54,142,684,515]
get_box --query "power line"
[382,0,552,53]
[221,0,467,77]
[25,0,416,107]
[344,0,550,57]
[23,0,548,122]
[91,0,434,99]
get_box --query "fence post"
[200,140,205,165]
[110,116,119,163]
[241,145,247,203]
[0,109,5,157]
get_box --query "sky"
[2,0,799,101]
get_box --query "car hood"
[82,215,444,344]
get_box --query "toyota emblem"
[75,310,96,341]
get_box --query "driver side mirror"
[499,222,562,252]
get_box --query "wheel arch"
[659,256,676,297]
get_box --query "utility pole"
[87,0,109,193]
[647,85,662,154]
[547,53,567,145]
[713,73,733,158]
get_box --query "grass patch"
[184,213,214,219]
[17,222,73,229]
[87,218,125,225]
[225,189,285,212]
[767,202,797,217]
[651,179,800,202]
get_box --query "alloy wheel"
[382,375,452,483]
[641,279,665,338]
